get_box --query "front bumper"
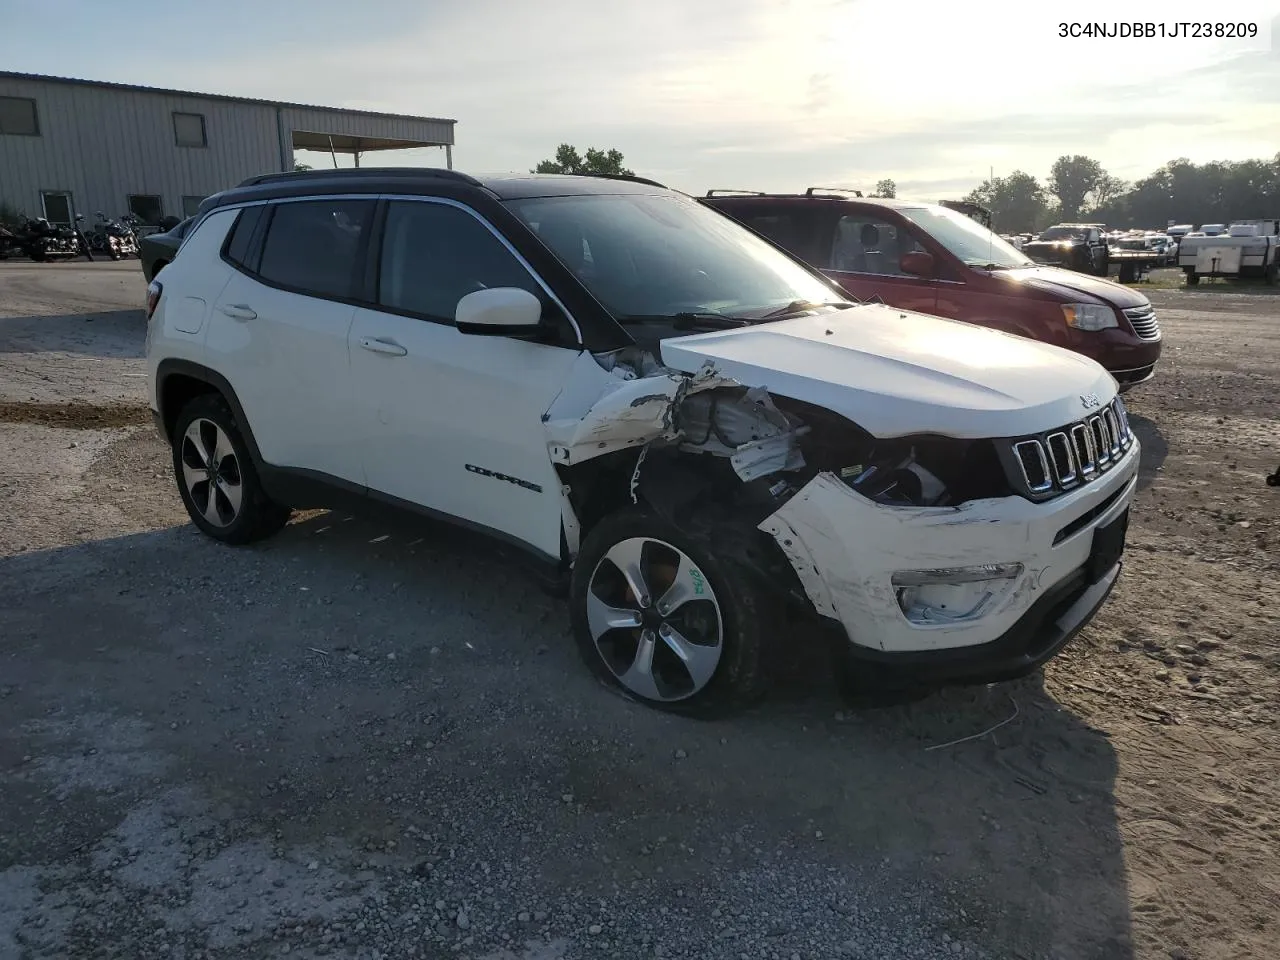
[760,441,1139,664]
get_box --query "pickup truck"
[1022,224,1110,276]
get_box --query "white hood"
[658,304,1117,439]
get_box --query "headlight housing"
[1061,303,1118,332]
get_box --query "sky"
[1,0,1277,199]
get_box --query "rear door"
[207,197,372,485]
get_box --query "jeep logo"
[1080,393,1101,409]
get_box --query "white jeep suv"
[145,168,1139,716]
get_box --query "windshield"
[505,193,843,321]
[1039,226,1087,241]
[897,205,1032,268]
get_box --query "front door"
[349,198,582,560]
[40,191,74,226]
[821,211,938,314]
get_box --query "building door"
[40,191,74,225]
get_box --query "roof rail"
[236,167,484,188]
[576,173,668,189]
[705,189,766,197]
[805,186,862,198]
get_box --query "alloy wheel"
[586,537,724,702]
[180,418,244,527]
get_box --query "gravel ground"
[0,261,1277,960]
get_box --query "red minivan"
[700,192,1163,391]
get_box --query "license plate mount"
[1087,508,1129,583]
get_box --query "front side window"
[378,201,542,321]
[828,215,927,276]
[173,112,207,148]
[0,96,39,136]
[258,199,374,299]
[899,205,1032,269]
[506,193,837,322]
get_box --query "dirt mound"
[0,401,151,429]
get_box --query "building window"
[173,112,207,148]
[40,191,74,225]
[0,96,40,136]
[182,195,206,218]
[128,195,165,226]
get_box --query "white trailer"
[1178,219,1279,285]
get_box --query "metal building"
[0,71,456,229]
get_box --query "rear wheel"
[569,509,774,717]
[1186,271,1200,286]
[171,394,291,545]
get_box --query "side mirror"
[899,251,936,278]
[455,287,545,337]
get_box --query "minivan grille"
[1123,304,1162,341]
[1009,397,1134,499]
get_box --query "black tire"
[171,393,291,545]
[1186,271,1200,286]
[1095,250,1109,277]
[569,508,776,718]
[1266,263,1278,287]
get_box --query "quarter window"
[828,216,926,276]
[173,112,207,148]
[258,199,374,299]
[378,201,542,322]
[223,206,266,270]
[0,96,39,136]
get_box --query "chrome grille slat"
[1008,397,1133,499]
[1123,304,1162,341]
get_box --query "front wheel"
[569,509,775,717]
[171,394,291,545]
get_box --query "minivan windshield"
[505,193,846,322]
[898,205,1033,269]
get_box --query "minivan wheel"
[171,394,291,545]
[570,509,772,717]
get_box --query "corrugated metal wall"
[0,76,455,225]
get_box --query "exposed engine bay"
[557,346,1014,526]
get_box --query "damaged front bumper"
[760,441,1139,680]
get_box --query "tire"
[1186,271,1200,286]
[171,393,291,545]
[1266,263,1278,287]
[569,508,775,718]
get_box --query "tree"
[1049,155,1104,222]
[533,144,634,177]
[964,171,1050,232]
[871,178,896,199]
[294,161,313,172]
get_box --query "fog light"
[891,563,1023,625]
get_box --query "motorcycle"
[0,222,17,260]
[88,211,140,260]
[15,214,94,261]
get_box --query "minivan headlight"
[1062,303,1118,332]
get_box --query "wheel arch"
[155,360,265,468]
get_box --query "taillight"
[145,279,163,320]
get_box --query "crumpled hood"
[658,304,1117,440]
[994,265,1149,308]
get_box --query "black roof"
[201,168,672,213]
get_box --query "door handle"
[219,303,257,321]
[359,337,408,357]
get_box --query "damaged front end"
[542,346,1021,626]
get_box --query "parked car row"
[144,168,1141,715]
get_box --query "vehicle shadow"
[0,512,1134,959]
[0,309,145,359]
[1125,413,1168,493]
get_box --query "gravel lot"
[1,260,1276,960]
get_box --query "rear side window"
[223,206,264,269]
[257,199,375,299]
[378,201,542,322]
